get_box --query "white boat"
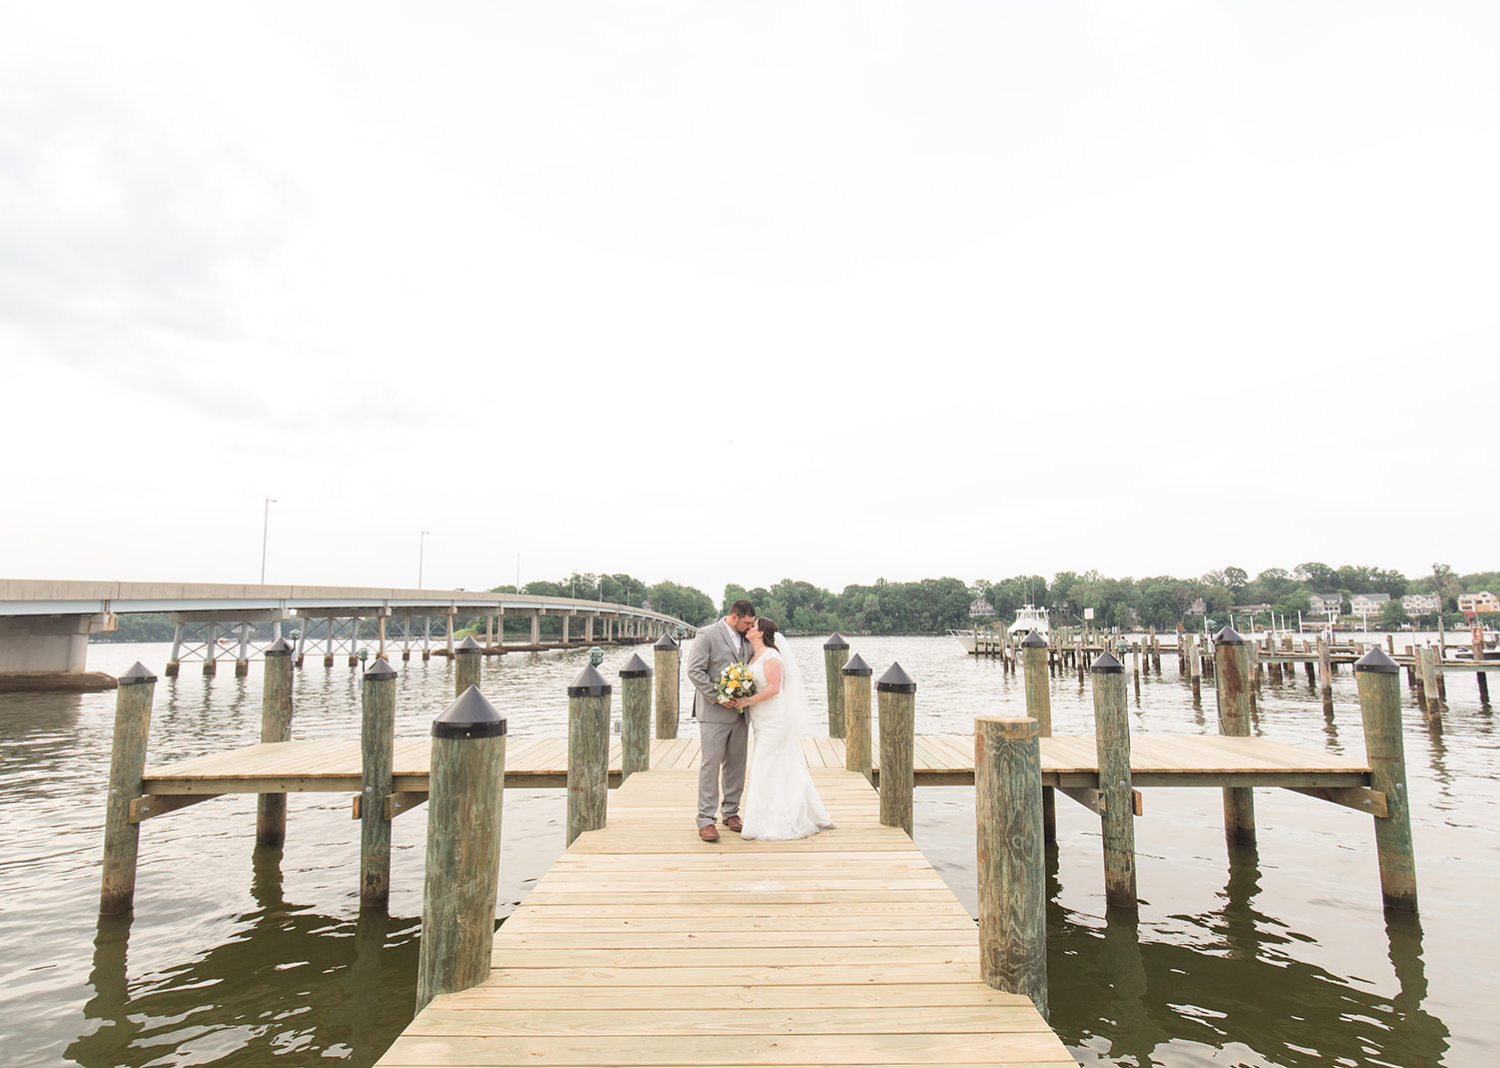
[1008,605,1049,639]
[951,605,1049,653]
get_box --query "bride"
[726,618,835,841]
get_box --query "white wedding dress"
[741,649,835,841]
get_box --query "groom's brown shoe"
[723,816,743,833]
[698,824,720,842]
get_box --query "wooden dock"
[375,764,1075,1067]
[136,733,1372,818]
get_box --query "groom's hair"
[729,599,756,619]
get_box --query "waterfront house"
[1401,593,1442,616]
[1350,593,1391,616]
[969,598,994,618]
[1308,592,1343,617]
[1458,591,1500,614]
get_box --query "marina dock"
[375,765,1075,1067]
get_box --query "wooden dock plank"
[374,766,1072,1067]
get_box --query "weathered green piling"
[567,665,610,846]
[99,663,157,915]
[256,638,295,847]
[620,653,652,782]
[1092,651,1137,909]
[415,686,507,1012]
[841,653,873,784]
[653,634,679,740]
[1354,648,1417,913]
[876,662,916,836]
[975,715,1048,1020]
[360,657,397,909]
[1214,627,1257,848]
[824,633,850,738]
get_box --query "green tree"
[1223,566,1249,597]
[1380,599,1411,629]
[1295,562,1336,588]
[1139,583,1179,629]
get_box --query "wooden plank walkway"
[374,765,1075,1067]
[141,734,1371,798]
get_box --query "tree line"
[88,562,1498,645]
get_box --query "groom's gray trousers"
[697,717,749,827]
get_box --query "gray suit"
[687,618,751,828]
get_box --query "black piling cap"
[1021,631,1048,648]
[364,657,397,681]
[619,653,652,678]
[654,633,678,650]
[266,637,293,657]
[876,661,916,693]
[1214,625,1249,645]
[432,685,507,739]
[824,632,850,650]
[1354,647,1401,674]
[456,635,483,653]
[1091,649,1125,673]
[841,653,873,677]
[568,664,613,697]
[119,662,157,685]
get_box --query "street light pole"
[261,498,277,584]
[419,531,430,589]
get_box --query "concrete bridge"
[0,580,698,692]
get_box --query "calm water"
[1,635,1495,1067]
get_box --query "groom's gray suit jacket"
[687,620,749,725]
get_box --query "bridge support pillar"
[0,613,117,692]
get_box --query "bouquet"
[715,662,757,710]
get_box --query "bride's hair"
[756,618,780,650]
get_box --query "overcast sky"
[3,1,1495,601]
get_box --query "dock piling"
[876,662,916,836]
[619,654,652,782]
[454,635,482,697]
[416,686,507,1012]
[975,715,1048,1020]
[841,653,873,784]
[99,662,157,915]
[1020,632,1056,843]
[824,633,850,739]
[653,634,679,739]
[1092,651,1136,909]
[1214,627,1257,848]
[1318,637,1334,713]
[256,638,295,847]
[1354,648,1418,913]
[566,665,611,846]
[360,657,397,909]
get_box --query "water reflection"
[68,848,419,1068]
[1048,848,1451,1067]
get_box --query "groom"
[686,599,756,841]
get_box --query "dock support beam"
[360,658,397,909]
[824,633,850,739]
[1092,651,1136,909]
[100,663,156,914]
[416,687,507,1013]
[1214,627,1257,848]
[620,654,652,782]
[876,663,916,837]
[1354,648,1417,913]
[566,665,610,846]
[842,654,874,784]
[975,715,1048,1020]
[653,634,679,740]
[256,639,295,847]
